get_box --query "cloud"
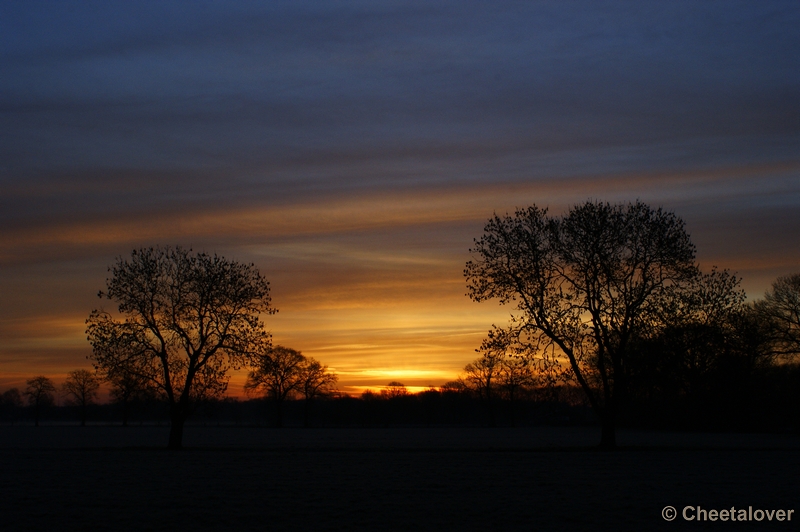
[1,1,799,391]
[3,2,797,177]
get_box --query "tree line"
[1,371,101,427]
[29,247,333,448]
[0,377,590,429]
[1,345,339,430]
[2,201,798,449]
[464,200,800,447]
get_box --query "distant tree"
[93,333,157,426]
[466,201,697,447]
[62,369,101,426]
[297,357,338,427]
[360,389,379,400]
[497,356,537,424]
[460,355,502,426]
[245,345,305,427]
[381,381,409,399]
[439,381,467,394]
[756,273,800,358]
[25,376,56,427]
[625,268,756,422]
[478,325,542,401]
[106,370,153,427]
[727,305,776,370]
[0,388,24,424]
[86,246,275,449]
[657,269,745,386]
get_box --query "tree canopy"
[25,376,56,427]
[756,273,800,358]
[86,246,275,448]
[244,345,338,427]
[61,369,101,426]
[465,201,698,447]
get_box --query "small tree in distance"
[25,376,56,427]
[0,388,24,424]
[62,369,100,426]
[298,357,338,427]
[461,356,501,426]
[382,382,409,399]
[756,273,800,358]
[438,380,465,393]
[106,370,153,427]
[245,345,305,427]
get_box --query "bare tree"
[661,268,747,393]
[25,376,55,427]
[245,345,305,427]
[106,370,153,427]
[86,246,275,449]
[62,369,101,426]
[0,388,24,424]
[756,273,800,358]
[439,381,467,394]
[381,381,409,399]
[297,357,338,426]
[460,355,502,426]
[465,201,697,447]
[94,332,156,426]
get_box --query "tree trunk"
[168,413,186,449]
[508,389,517,427]
[121,400,129,427]
[274,398,283,428]
[486,394,497,428]
[598,405,617,449]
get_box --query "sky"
[1,1,799,396]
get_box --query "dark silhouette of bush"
[25,376,55,427]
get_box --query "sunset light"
[2,2,799,529]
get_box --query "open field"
[2,426,798,531]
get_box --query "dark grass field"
[2,426,798,531]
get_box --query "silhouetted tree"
[93,332,157,426]
[440,381,467,394]
[0,388,23,424]
[25,376,55,426]
[86,246,275,449]
[461,355,501,426]
[466,201,697,447]
[106,370,153,427]
[245,345,305,427]
[756,273,800,358]
[498,357,537,425]
[382,381,409,399]
[297,357,338,426]
[62,369,100,426]
[479,325,549,420]
[624,268,756,424]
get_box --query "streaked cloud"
[1,1,798,393]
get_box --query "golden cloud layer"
[1,163,798,393]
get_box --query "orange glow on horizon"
[2,163,798,395]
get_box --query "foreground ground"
[1,426,798,531]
